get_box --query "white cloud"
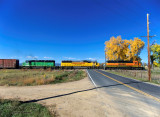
[86,58,97,60]
[86,57,104,61]
[44,56,53,59]
[26,56,32,58]
[63,57,76,60]
[6,56,23,59]
[26,56,38,59]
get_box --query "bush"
[0,99,53,117]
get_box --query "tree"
[129,37,145,61]
[150,43,160,67]
[105,36,144,61]
[105,36,130,60]
[153,61,159,67]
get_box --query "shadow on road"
[21,80,143,104]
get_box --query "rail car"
[0,59,144,70]
[105,60,144,70]
[0,59,19,69]
[22,60,55,68]
[61,60,100,69]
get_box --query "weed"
[0,99,54,117]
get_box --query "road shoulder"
[0,75,126,117]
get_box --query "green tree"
[150,43,160,67]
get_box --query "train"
[0,59,144,70]
[0,59,19,69]
[22,60,55,69]
[105,60,144,70]
[21,60,99,69]
[61,60,100,69]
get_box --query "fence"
[108,70,160,84]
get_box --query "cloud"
[5,56,23,59]
[44,56,53,59]
[86,58,97,60]
[26,56,38,59]
[63,57,76,60]
[86,58,104,61]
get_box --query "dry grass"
[23,78,35,85]
[0,69,86,86]
[106,69,160,84]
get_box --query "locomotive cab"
[133,61,138,65]
[133,61,141,67]
[22,61,30,67]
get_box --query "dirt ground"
[0,76,126,117]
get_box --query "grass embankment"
[0,69,86,86]
[0,99,56,117]
[104,70,160,85]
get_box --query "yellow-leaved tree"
[129,37,145,61]
[105,36,144,61]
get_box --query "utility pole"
[141,13,156,81]
[147,13,151,81]
[104,50,106,70]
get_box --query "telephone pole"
[147,13,151,81]
[104,49,106,70]
[141,13,156,81]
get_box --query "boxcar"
[0,59,19,69]
[22,60,55,68]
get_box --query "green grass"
[0,99,55,117]
[104,70,160,85]
[0,69,86,86]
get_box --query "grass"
[104,70,160,85]
[0,99,56,117]
[0,69,86,86]
[151,67,160,75]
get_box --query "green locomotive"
[22,60,55,68]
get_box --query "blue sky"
[0,0,160,63]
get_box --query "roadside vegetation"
[0,99,56,117]
[105,69,160,85]
[0,69,86,86]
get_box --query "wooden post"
[147,14,151,81]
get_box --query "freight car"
[0,59,19,69]
[105,60,144,70]
[22,60,55,68]
[61,60,100,69]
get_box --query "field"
[105,68,160,84]
[0,69,86,86]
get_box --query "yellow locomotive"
[61,60,100,68]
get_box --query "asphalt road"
[87,69,160,117]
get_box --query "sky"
[0,0,160,63]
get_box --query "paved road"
[87,69,160,117]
